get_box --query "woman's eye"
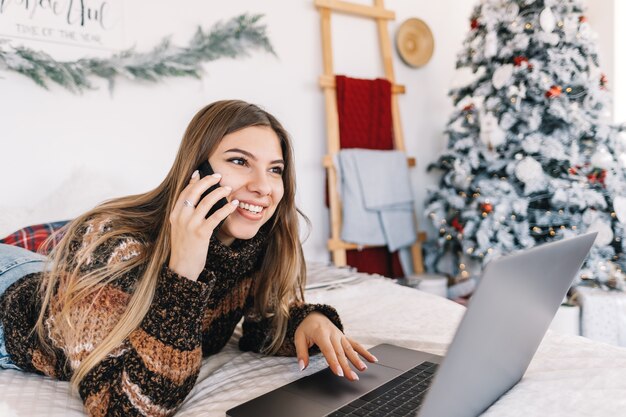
[270,166,284,175]
[229,157,247,166]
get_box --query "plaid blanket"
[0,221,70,255]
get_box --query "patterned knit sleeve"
[77,265,213,417]
[58,219,214,416]
[238,286,343,356]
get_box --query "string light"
[525,22,532,29]
[467,247,475,254]
[446,234,453,240]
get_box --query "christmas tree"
[425,0,626,294]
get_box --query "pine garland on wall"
[0,14,275,93]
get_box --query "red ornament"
[545,85,562,98]
[513,56,528,66]
[600,73,608,89]
[579,15,587,23]
[452,217,464,233]
[471,18,479,29]
[568,167,577,175]
[588,170,607,186]
[481,203,493,214]
[512,56,533,70]
[463,104,475,112]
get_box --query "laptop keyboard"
[325,361,438,417]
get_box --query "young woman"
[0,100,377,416]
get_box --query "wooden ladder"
[315,0,425,274]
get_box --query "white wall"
[586,0,614,116]
[614,0,626,124]
[0,0,620,263]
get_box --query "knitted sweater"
[0,217,342,416]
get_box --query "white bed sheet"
[1,265,626,417]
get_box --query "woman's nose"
[247,169,272,196]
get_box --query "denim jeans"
[0,244,48,370]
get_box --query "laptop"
[227,232,597,417]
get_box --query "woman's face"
[208,125,285,245]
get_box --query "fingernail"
[350,371,359,380]
[372,356,379,363]
[231,199,239,206]
[359,361,367,370]
[212,173,222,178]
[191,170,199,179]
[335,366,344,377]
[299,359,306,371]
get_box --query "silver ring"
[183,199,194,208]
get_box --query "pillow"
[0,221,70,255]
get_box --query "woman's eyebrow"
[224,148,285,165]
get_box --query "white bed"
[1,262,626,417]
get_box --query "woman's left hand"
[294,312,378,381]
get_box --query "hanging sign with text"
[0,0,124,50]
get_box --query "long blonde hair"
[35,100,308,390]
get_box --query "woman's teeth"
[239,202,263,213]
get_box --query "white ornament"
[515,156,543,184]
[484,31,498,58]
[613,196,626,224]
[480,112,506,148]
[539,8,556,32]
[587,220,613,247]
[591,147,614,169]
[492,64,514,89]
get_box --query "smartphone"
[197,160,229,219]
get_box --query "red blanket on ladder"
[335,75,404,278]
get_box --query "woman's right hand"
[168,170,238,281]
